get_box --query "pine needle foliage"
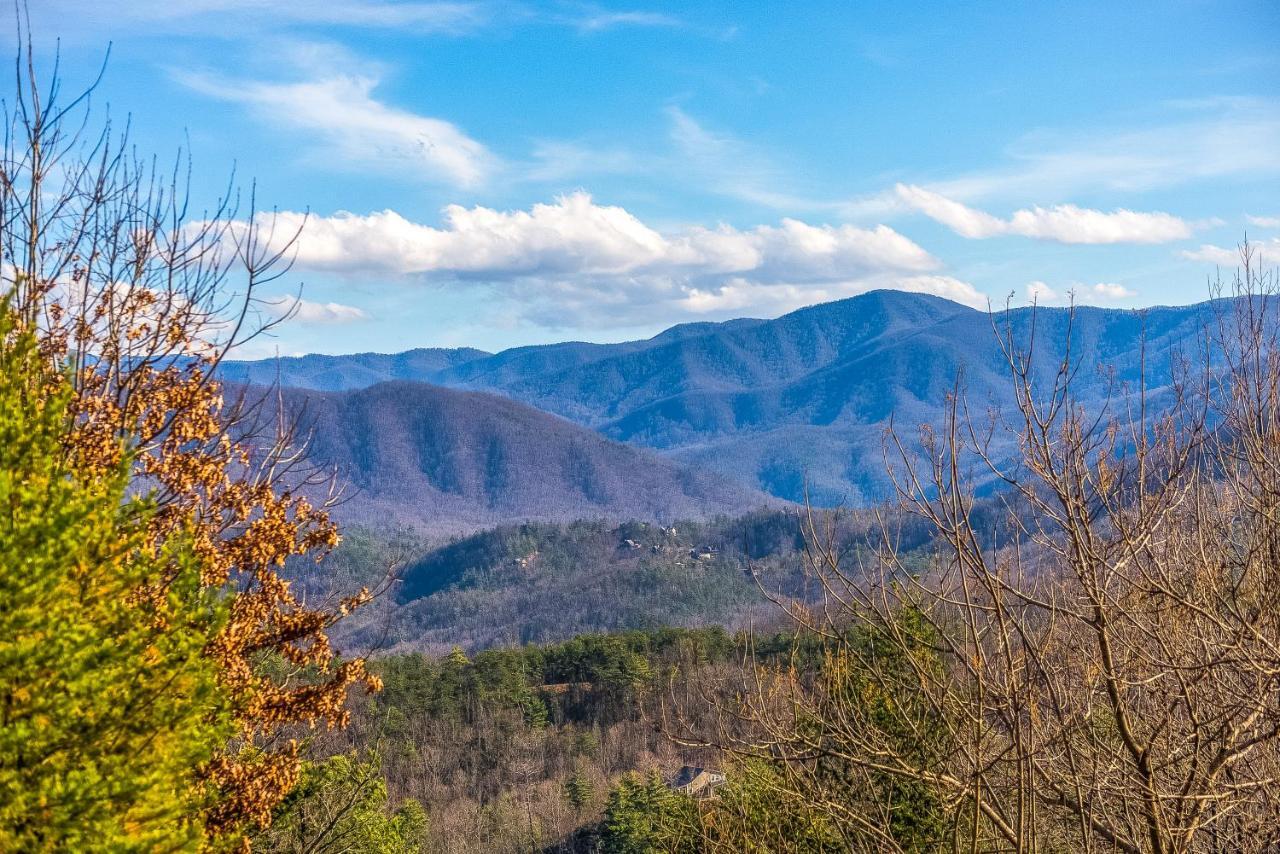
[0,300,232,851]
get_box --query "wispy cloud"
[177,68,496,188]
[522,107,812,205]
[665,106,826,211]
[220,193,984,327]
[570,7,683,32]
[44,0,695,38]
[659,99,1280,228]
[41,0,493,34]
[896,184,1193,244]
[263,295,369,324]
[929,98,1280,202]
[525,140,643,182]
[1247,214,1280,229]
[837,98,1280,220]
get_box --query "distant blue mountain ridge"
[221,290,1240,506]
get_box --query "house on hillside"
[668,766,726,798]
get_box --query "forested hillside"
[225,290,1227,503]
[264,626,840,854]
[269,381,774,533]
[295,509,923,654]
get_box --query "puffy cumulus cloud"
[891,275,988,309]
[895,184,1193,244]
[1180,243,1239,265]
[261,193,937,279]
[1087,282,1136,301]
[258,194,669,275]
[1026,281,1060,303]
[263,295,369,324]
[1021,281,1134,306]
[228,193,971,328]
[1247,214,1280,229]
[178,70,495,188]
[1180,237,1280,266]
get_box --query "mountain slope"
[281,381,774,533]
[590,299,1221,501]
[227,291,1235,504]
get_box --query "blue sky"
[30,0,1280,356]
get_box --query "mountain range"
[224,290,1229,523]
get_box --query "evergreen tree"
[708,760,843,853]
[255,753,426,854]
[0,303,231,851]
[563,769,595,814]
[599,773,701,854]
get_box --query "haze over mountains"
[225,290,1227,521]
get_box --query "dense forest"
[260,625,934,853]
[303,509,915,653]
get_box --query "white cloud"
[1180,237,1280,266]
[1021,281,1134,305]
[1026,281,1059,303]
[895,184,1193,244]
[666,107,822,211]
[838,98,1280,221]
[572,9,683,32]
[177,70,495,188]
[524,107,823,209]
[223,193,970,327]
[1179,244,1241,265]
[42,0,492,33]
[243,192,937,279]
[43,0,694,40]
[1247,214,1280,229]
[891,275,987,309]
[525,140,642,182]
[1087,282,1136,301]
[263,295,369,324]
[926,97,1280,201]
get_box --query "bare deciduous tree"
[687,245,1280,853]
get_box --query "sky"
[26,0,1280,356]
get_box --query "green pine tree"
[0,302,232,851]
[563,769,595,814]
[599,773,701,854]
[255,752,427,854]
